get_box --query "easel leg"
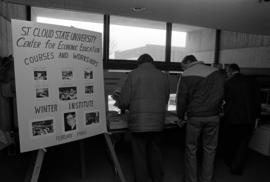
[104,133,126,182]
[24,149,46,182]
[79,140,86,179]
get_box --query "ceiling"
[6,0,270,35]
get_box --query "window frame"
[103,15,182,71]
[30,7,220,71]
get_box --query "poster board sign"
[11,19,107,152]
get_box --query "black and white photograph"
[34,70,47,80]
[85,85,94,95]
[61,69,73,80]
[59,86,77,101]
[31,119,54,137]
[36,87,49,98]
[84,68,93,79]
[85,111,99,125]
[9,2,270,181]
[63,111,77,132]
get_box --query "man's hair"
[137,54,154,66]
[182,55,198,64]
[228,63,240,72]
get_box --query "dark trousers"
[185,116,219,182]
[131,132,164,182]
[222,124,254,173]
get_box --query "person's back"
[222,64,260,175]
[176,55,225,182]
[126,62,169,132]
[224,73,260,125]
[115,54,169,182]
[178,62,224,118]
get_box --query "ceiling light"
[130,7,146,12]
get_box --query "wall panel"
[221,31,270,49]
[185,28,216,63]
[220,31,270,68]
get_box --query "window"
[170,24,187,62]
[31,7,215,67]
[110,16,166,61]
[32,7,103,36]
[170,24,215,64]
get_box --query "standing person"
[222,63,260,175]
[176,55,225,182]
[113,54,170,182]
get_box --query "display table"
[107,111,179,131]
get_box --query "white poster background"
[11,19,107,152]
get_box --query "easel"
[24,148,46,182]
[24,133,126,182]
[104,133,126,182]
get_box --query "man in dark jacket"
[176,55,225,182]
[113,54,170,182]
[222,63,261,175]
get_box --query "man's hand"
[169,119,186,127]
[176,119,186,128]
[112,88,121,101]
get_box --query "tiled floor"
[1,129,270,182]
